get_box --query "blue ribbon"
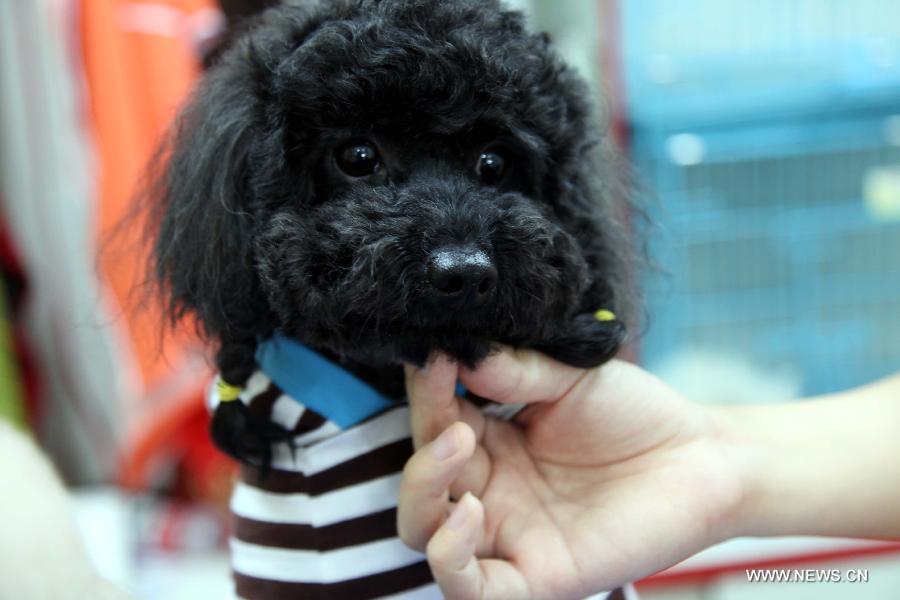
[256,334,397,428]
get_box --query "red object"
[80,0,229,497]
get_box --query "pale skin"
[397,348,900,600]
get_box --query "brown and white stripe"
[210,372,630,599]
[210,373,437,598]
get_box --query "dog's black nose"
[426,246,497,308]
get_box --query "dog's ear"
[153,3,333,332]
[535,312,626,368]
[543,134,636,367]
[151,48,293,466]
[152,4,342,467]
[152,57,263,344]
[211,338,294,471]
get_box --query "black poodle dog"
[154,0,631,438]
[150,0,633,595]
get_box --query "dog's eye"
[475,148,508,185]
[336,141,381,177]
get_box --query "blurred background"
[1,0,898,598]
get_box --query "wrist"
[708,396,874,540]
[703,402,810,540]
[703,405,764,541]
[687,377,900,545]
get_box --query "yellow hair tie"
[217,380,244,403]
[593,309,616,322]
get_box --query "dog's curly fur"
[150,0,634,465]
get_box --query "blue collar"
[255,334,396,428]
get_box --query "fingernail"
[430,426,458,461]
[445,493,472,530]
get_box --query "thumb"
[459,346,587,405]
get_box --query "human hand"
[398,349,744,599]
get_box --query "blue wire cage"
[621,0,900,127]
[623,1,900,395]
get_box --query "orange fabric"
[81,0,222,486]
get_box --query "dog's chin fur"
[149,0,635,460]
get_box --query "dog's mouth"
[276,252,621,370]
[337,289,567,368]
[386,322,508,368]
[312,237,589,366]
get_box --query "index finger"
[404,353,460,449]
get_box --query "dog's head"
[153,0,632,384]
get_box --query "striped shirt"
[210,368,632,599]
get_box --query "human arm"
[723,373,900,540]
